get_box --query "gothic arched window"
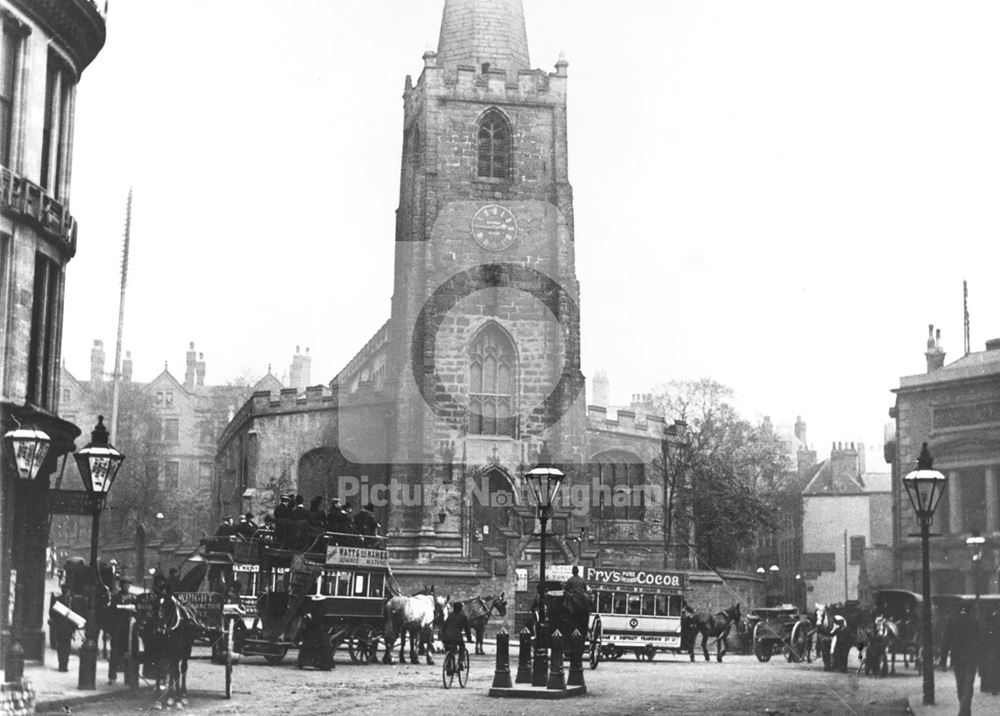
[477,109,511,180]
[469,323,516,436]
[590,452,646,521]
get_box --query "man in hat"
[49,584,76,672]
[274,494,293,547]
[943,604,983,716]
[108,576,135,684]
[354,502,378,542]
[326,498,353,543]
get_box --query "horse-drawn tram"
[584,566,688,661]
[181,528,391,666]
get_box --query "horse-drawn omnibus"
[583,566,688,661]
[180,528,391,666]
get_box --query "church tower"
[381,0,586,561]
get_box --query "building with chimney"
[54,341,303,565]
[800,441,892,607]
[889,325,1000,594]
[0,0,106,671]
[213,0,744,604]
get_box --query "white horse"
[382,588,449,665]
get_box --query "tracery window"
[477,108,511,180]
[468,323,516,436]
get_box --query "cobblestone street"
[40,647,924,716]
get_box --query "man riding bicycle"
[441,601,470,671]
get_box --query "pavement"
[907,681,1000,716]
[22,576,151,713]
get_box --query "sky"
[61,0,1000,467]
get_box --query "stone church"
[214,0,694,595]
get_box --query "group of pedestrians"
[214,496,380,551]
[941,605,1000,716]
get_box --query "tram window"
[322,572,337,595]
[627,594,642,615]
[369,573,384,598]
[642,594,656,615]
[654,595,668,616]
[613,593,627,614]
[598,591,613,614]
[354,574,368,597]
[336,572,351,596]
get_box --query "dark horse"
[463,593,507,655]
[528,589,590,645]
[686,603,741,662]
[139,593,201,710]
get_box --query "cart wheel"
[643,644,657,661]
[604,644,623,660]
[589,617,602,670]
[787,621,807,663]
[225,619,234,699]
[349,624,376,664]
[753,622,772,663]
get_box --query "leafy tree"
[651,379,791,570]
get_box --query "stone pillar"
[11,477,50,661]
[985,466,998,534]
[948,470,962,535]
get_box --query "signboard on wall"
[801,552,837,572]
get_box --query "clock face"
[471,204,518,251]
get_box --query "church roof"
[436,0,531,74]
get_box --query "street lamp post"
[966,530,985,618]
[74,416,125,690]
[2,424,51,681]
[524,447,564,688]
[902,442,947,707]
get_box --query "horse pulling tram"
[183,528,391,667]
[746,605,811,663]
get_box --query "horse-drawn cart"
[747,605,811,663]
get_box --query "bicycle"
[442,644,469,688]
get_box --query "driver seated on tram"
[441,602,470,669]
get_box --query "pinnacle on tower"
[436,0,530,75]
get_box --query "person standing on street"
[108,576,134,684]
[49,585,75,672]
[942,605,983,716]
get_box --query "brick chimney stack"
[184,341,197,387]
[794,415,807,445]
[90,339,105,385]
[925,324,946,373]
[830,441,860,487]
[122,350,133,382]
[196,352,206,387]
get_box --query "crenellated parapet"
[217,385,335,450]
[336,320,391,396]
[586,404,669,439]
[404,51,567,120]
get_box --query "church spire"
[436,0,530,75]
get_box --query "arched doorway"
[470,466,517,561]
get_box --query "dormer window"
[477,108,511,180]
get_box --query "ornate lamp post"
[902,442,947,706]
[74,416,124,690]
[965,530,985,617]
[524,447,564,688]
[2,424,51,680]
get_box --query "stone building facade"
[214,0,762,607]
[889,325,1000,595]
[0,0,106,672]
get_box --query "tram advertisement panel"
[175,592,224,629]
[584,567,686,593]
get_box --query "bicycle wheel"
[458,650,469,688]
[442,651,455,689]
